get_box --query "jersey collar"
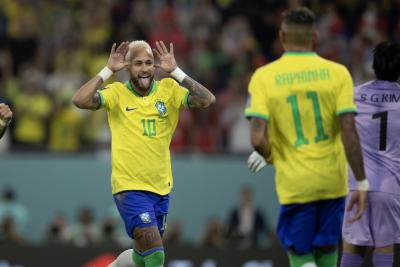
[125,80,158,97]
[283,51,317,56]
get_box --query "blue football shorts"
[277,197,345,254]
[113,190,170,239]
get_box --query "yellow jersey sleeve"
[336,67,357,115]
[169,78,190,109]
[98,82,119,110]
[245,69,269,120]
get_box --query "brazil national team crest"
[155,100,168,117]
[139,212,151,224]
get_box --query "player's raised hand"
[107,41,130,72]
[0,103,12,124]
[346,190,368,223]
[153,41,177,73]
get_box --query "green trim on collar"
[283,51,317,56]
[125,80,158,97]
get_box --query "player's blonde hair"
[125,40,152,61]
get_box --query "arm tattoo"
[181,76,214,108]
[91,78,103,110]
[250,118,271,158]
[343,131,365,180]
[92,92,101,110]
[340,114,366,181]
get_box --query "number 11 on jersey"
[287,91,329,148]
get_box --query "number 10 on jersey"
[141,119,156,137]
[286,91,329,148]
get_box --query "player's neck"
[283,44,314,53]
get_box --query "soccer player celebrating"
[72,40,215,267]
[245,7,368,267]
[0,101,12,139]
[340,42,400,267]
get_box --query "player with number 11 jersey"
[245,8,367,267]
[245,51,356,205]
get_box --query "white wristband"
[0,118,10,127]
[357,179,369,191]
[97,66,113,82]
[170,67,187,83]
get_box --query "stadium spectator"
[49,93,83,153]
[0,0,39,75]
[340,42,400,267]
[0,51,13,145]
[12,67,52,151]
[0,100,12,140]
[226,186,272,249]
[245,7,368,267]
[0,1,398,153]
[163,220,185,247]
[218,76,252,152]
[72,38,215,267]
[0,216,25,245]
[200,217,226,249]
[99,216,124,247]
[42,212,71,244]
[69,206,100,247]
[0,187,28,238]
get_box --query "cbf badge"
[139,212,151,223]
[155,100,168,117]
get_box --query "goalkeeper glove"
[247,151,267,173]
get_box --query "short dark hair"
[281,7,316,46]
[373,42,400,81]
[282,7,316,26]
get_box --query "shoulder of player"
[252,57,289,79]
[317,56,350,75]
[355,81,373,89]
[354,80,376,94]
[100,81,125,91]
[250,64,274,82]
[158,77,178,88]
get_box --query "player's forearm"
[252,138,271,159]
[181,76,216,108]
[342,132,366,181]
[250,118,271,159]
[72,76,102,109]
[339,114,366,181]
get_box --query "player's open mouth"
[138,76,151,89]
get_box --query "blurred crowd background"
[0,184,275,249]
[0,0,400,251]
[0,0,398,154]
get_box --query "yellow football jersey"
[98,78,189,195]
[245,52,357,204]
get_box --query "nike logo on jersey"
[125,107,137,111]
